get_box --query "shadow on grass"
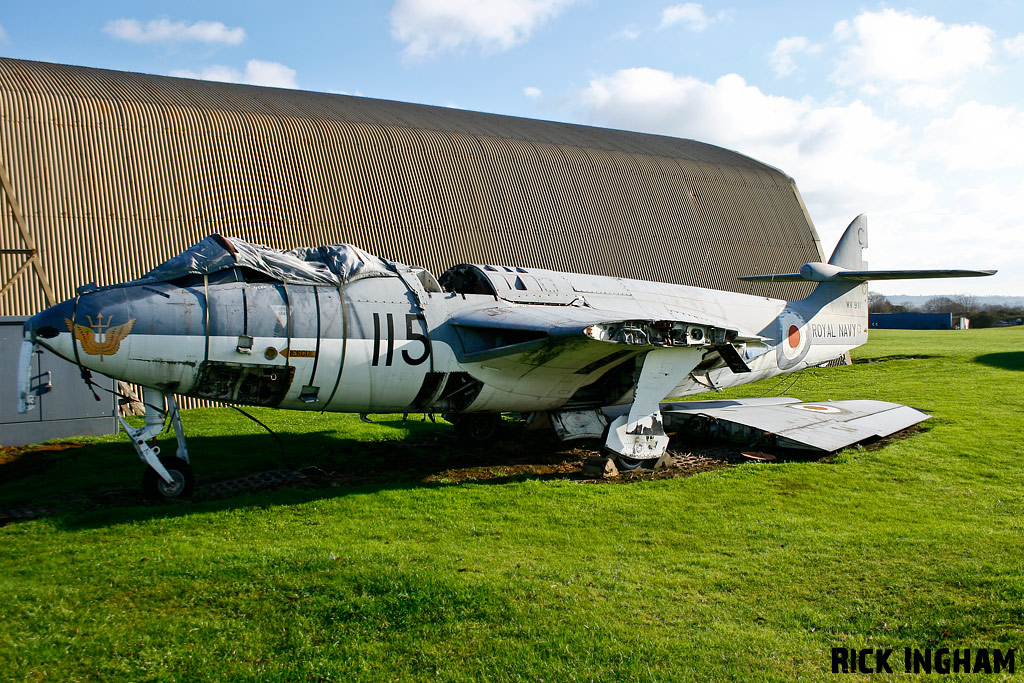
[973,351,1024,371]
[852,354,939,364]
[5,411,922,531]
[1,421,597,530]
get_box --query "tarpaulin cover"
[137,235,397,286]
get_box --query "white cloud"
[524,86,542,98]
[390,0,577,60]
[170,60,298,89]
[894,83,955,109]
[0,23,8,43]
[769,36,822,77]
[580,69,808,150]
[920,101,1024,171]
[104,18,246,45]
[832,9,993,87]
[659,3,728,32]
[574,64,1022,293]
[1004,34,1024,58]
[614,24,641,41]
[569,6,1024,294]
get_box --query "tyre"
[142,457,195,501]
[451,413,502,442]
[615,456,645,472]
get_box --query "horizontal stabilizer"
[737,273,811,283]
[739,261,996,283]
[827,268,997,281]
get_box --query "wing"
[449,305,763,373]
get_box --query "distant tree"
[923,296,956,313]
[950,293,978,315]
[972,310,996,328]
[868,292,892,313]
[978,304,1024,328]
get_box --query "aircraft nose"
[25,298,75,343]
[25,289,137,367]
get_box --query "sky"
[1,1,1022,296]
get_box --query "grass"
[1,328,1022,682]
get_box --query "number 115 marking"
[372,312,430,366]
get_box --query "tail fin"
[828,214,868,270]
[739,215,995,288]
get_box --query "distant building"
[869,312,955,330]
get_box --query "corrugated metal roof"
[0,57,822,319]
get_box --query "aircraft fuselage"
[25,260,865,417]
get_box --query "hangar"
[0,57,823,315]
[1,57,825,441]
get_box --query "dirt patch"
[326,437,750,487]
[0,441,89,485]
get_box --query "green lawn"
[1,328,1022,681]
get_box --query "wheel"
[451,413,502,442]
[142,457,195,501]
[615,456,645,472]
[613,454,671,472]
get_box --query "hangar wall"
[0,57,822,320]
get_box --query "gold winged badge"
[65,314,136,360]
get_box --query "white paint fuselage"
[26,258,867,417]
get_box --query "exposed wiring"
[757,366,811,398]
[76,370,283,450]
[230,406,285,450]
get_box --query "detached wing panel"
[661,398,930,452]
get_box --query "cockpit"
[438,264,498,295]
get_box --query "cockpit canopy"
[79,234,398,293]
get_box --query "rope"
[229,406,285,450]
[81,374,283,451]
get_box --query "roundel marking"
[791,404,843,414]
[787,325,801,349]
[777,311,810,369]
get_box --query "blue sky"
[2,1,1022,296]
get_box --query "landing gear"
[141,456,195,501]
[603,347,703,466]
[446,412,502,441]
[613,453,673,472]
[119,387,193,501]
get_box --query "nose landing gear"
[141,456,195,500]
[119,387,194,501]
